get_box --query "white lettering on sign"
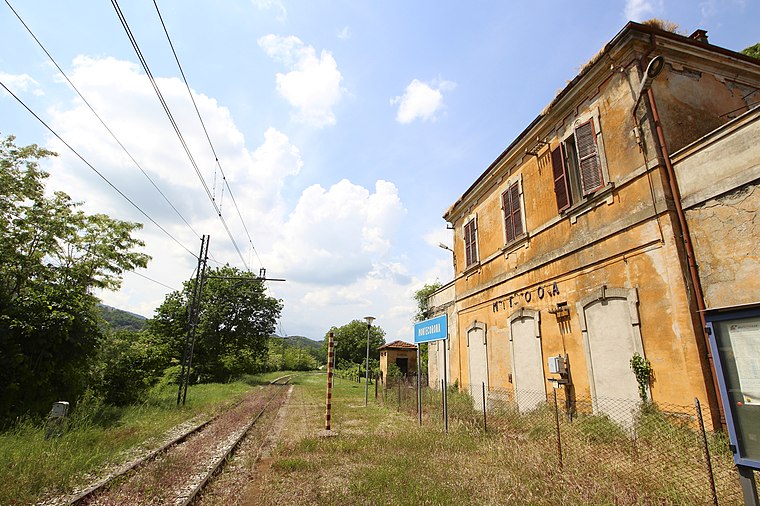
[417,323,441,336]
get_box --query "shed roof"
[379,340,418,351]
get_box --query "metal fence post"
[441,379,445,426]
[695,398,718,506]
[482,382,487,433]
[553,388,563,470]
[398,380,401,412]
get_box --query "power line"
[0,80,197,259]
[3,0,203,244]
[151,0,264,271]
[110,0,249,270]
[128,269,179,292]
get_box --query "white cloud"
[251,0,287,22]
[0,72,44,96]
[390,78,456,124]
[39,54,414,341]
[624,0,663,21]
[337,26,351,40]
[258,35,344,127]
[267,179,406,284]
[700,0,718,19]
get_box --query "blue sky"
[1,0,757,342]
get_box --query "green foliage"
[630,352,653,403]
[151,265,283,383]
[0,378,258,505]
[0,134,149,425]
[413,281,442,322]
[741,43,760,60]
[98,304,147,332]
[323,319,386,366]
[92,330,172,405]
[268,335,323,371]
[386,363,403,379]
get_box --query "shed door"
[510,313,545,412]
[467,324,488,410]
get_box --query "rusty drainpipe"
[643,81,725,428]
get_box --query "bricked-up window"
[551,118,605,212]
[502,181,523,244]
[464,218,478,267]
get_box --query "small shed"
[379,340,418,384]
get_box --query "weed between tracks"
[0,377,283,505]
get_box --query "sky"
[1,0,757,343]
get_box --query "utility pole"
[177,235,210,406]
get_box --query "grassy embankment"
[0,372,286,505]
[252,373,721,505]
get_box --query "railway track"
[65,376,291,506]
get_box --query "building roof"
[443,21,760,222]
[379,340,418,351]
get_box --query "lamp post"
[363,316,375,406]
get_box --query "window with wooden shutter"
[502,181,523,244]
[574,119,604,195]
[550,146,571,212]
[464,218,478,266]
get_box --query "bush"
[92,330,171,405]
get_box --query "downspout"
[643,77,725,429]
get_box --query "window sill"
[463,262,481,277]
[502,233,529,258]
[562,183,615,224]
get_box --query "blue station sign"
[414,314,448,344]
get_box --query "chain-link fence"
[380,376,745,505]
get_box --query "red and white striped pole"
[325,331,334,431]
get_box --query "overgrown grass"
[0,376,279,505]
[254,374,737,505]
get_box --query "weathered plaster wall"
[688,184,760,308]
[675,108,760,309]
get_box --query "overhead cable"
[110,0,249,269]
[3,0,203,243]
[151,0,264,271]
[0,80,197,259]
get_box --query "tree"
[413,281,443,322]
[93,329,171,405]
[742,43,760,60]
[0,134,149,423]
[151,265,283,383]
[413,282,443,374]
[323,320,385,366]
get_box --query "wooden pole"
[325,331,334,431]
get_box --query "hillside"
[98,305,148,332]
[271,335,325,363]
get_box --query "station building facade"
[431,22,760,428]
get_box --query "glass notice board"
[710,312,760,466]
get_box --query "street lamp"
[363,316,375,406]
